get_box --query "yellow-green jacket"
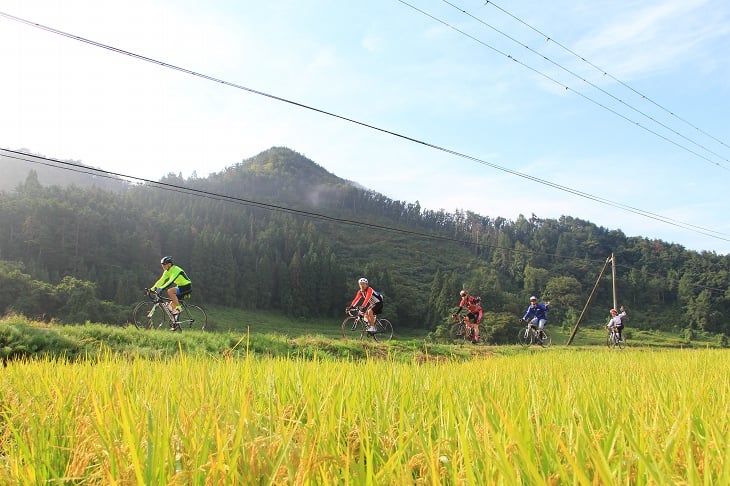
[152,265,191,290]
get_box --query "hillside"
[0,146,728,338]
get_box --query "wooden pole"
[566,255,612,345]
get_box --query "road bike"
[133,290,207,331]
[450,314,487,344]
[606,326,625,349]
[341,307,393,341]
[517,319,551,347]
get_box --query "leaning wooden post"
[566,255,611,345]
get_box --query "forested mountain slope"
[0,147,728,336]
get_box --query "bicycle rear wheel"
[177,303,207,331]
[341,316,361,339]
[133,301,165,330]
[371,318,393,342]
[536,329,551,347]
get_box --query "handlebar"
[145,288,170,303]
[345,306,364,318]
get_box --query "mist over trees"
[0,147,728,337]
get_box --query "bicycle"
[606,326,625,349]
[450,314,486,344]
[341,307,393,341]
[517,319,551,347]
[133,289,207,331]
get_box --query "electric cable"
[437,0,730,169]
[0,11,728,242]
[397,0,730,171]
[483,0,730,154]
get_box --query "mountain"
[0,146,728,339]
[0,149,129,192]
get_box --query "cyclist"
[606,306,627,342]
[522,296,550,341]
[347,277,384,333]
[149,256,192,320]
[452,290,483,344]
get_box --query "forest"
[0,147,728,339]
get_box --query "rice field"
[1,348,728,484]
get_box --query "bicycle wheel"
[606,332,614,348]
[450,323,467,341]
[177,303,207,331]
[133,301,165,330]
[371,318,393,342]
[341,316,362,339]
[536,329,551,347]
[517,327,532,346]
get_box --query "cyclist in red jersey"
[348,277,384,333]
[453,289,483,343]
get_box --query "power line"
[438,0,730,170]
[3,148,726,296]
[1,10,729,243]
[483,0,730,155]
[396,0,730,171]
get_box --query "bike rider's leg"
[166,287,180,310]
[365,307,377,332]
[538,318,547,337]
[468,314,479,343]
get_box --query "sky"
[1,0,729,255]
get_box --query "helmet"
[529,296,537,302]
[358,277,368,285]
[160,256,174,265]
[610,308,618,314]
[460,290,467,297]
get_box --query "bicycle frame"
[450,314,484,343]
[607,327,624,349]
[341,308,393,341]
[134,290,208,331]
[517,320,550,347]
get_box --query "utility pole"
[566,255,612,345]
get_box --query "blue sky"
[1,0,729,254]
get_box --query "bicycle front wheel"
[372,318,393,342]
[178,304,207,331]
[606,333,614,348]
[133,301,165,330]
[341,316,361,339]
[517,328,532,346]
[450,323,467,341]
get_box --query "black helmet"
[160,256,174,265]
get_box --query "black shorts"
[176,284,192,298]
[369,301,383,315]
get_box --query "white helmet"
[358,277,368,285]
[529,296,537,302]
[460,290,467,297]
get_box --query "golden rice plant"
[0,348,728,484]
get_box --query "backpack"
[373,290,384,303]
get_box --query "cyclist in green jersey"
[150,256,192,318]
